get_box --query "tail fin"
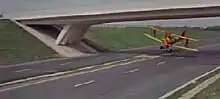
[181,31,186,37]
[178,31,186,41]
[179,31,189,47]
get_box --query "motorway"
[0,39,220,99]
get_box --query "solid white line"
[176,57,184,60]
[158,66,220,99]
[180,72,220,99]
[156,61,166,65]
[15,69,31,73]
[77,66,97,71]
[60,62,73,66]
[124,68,139,74]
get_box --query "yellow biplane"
[144,25,199,53]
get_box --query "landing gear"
[159,45,173,53]
[168,49,173,53]
[160,46,164,49]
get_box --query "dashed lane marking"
[15,69,31,73]
[60,62,73,66]
[74,80,95,88]
[124,68,140,74]
[156,61,166,66]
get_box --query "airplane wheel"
[160,46,164,49]
[168,49,173,53]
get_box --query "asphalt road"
[0,39,220,99]
[0,53,139,83]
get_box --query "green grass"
[192,77,220,99]
[0,20,59,65]
[86,27,220,51]
[167,68,220,99]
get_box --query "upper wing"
[145,25,198,41]
[172,45,199,52]
[144,33,162,43]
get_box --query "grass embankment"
[167,68,220,99]
[0,20,59,65]
[87,27,220,51]
[193,74,220,99]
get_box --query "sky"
[1,0,220,27]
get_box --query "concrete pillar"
[55,24,90,45]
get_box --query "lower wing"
[173,45,199,52]
[144,33,162,43]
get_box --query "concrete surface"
[14,6,220,25]
[12,20,87,57]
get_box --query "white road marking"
[84,80,95,85]
[15,69,31,73]
[156,61,166,65]
[119,59,147,66]
[176,57,184,59]
[0,55,159,92]
[4,43,220,91]
[77,66,97,71]
[60,62,73,66]
[74,80,95,88]
[124,68,139,74]
[74,83,83,87]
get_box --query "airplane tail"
[178,31,187,41]
[178,31,189,47]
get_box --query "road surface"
[0,39,220,99]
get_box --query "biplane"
[144,25,199,53]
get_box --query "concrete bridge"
[4,4,220,57]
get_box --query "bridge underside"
[25,24,108,55]
[13,5,220,57]
[17,6,220,25]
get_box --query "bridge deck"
[4,0,220,20]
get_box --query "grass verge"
[166,67,220,99]
[192,74,220,99]
[86,27,220,51]
[0,20,59,65]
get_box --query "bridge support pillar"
[55,24,90,45]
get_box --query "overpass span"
[5,4,220,57]
[10,5,220,25]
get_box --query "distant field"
[87,27,220,51]
[0,20,59,65]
